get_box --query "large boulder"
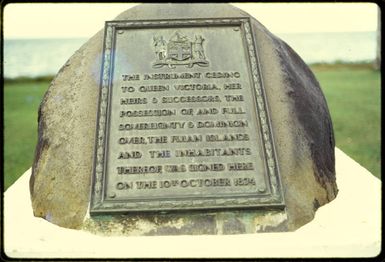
[30,3,337,233]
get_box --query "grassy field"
[311,64,381,179]
[3,65,381,190]
[4,78,49,189]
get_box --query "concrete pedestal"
[3,148,381,258]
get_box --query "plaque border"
[90,17,285,214]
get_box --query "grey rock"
[30,3,337,233]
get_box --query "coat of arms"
[152,31,209,69]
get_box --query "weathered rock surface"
[30,3,338,234]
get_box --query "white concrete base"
[4,148,381,258]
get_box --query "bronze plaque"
[90,18,284,214]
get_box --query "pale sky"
[3,3,379,38]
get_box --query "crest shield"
[152,31,209,69]
[168,41,192,61]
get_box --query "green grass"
[3,65,381,190]
[311,64,381,179]
[4,78,51,189]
